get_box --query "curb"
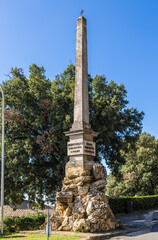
[82,227,149,240]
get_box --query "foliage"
[109,195,158,214]
[90,75,144,171]
[0,64,144,206]
[4,216,45,233]
[107,133,158,197]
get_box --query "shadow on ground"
[0,235,25,239]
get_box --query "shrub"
[4,215,45,233]
[109,195,158,214]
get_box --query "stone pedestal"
[49,163,117,232]
[64,129,97,177]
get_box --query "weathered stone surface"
[65,159,95,177]
[62,170,91,184]
[41,215,63,231]
[50,168,117,232]
[73,175,93,184]
[78,184,89,196]
[93,163,107,180]
[68,172,80,179]
[106,218,117,230]
[62,183,78,192]
[56,202,67,217]
[67,202,73,208]
[96,192,109,203]
[58,216,73,231]
[63,207,72,217]
[56,202,67,211]
[63,179,72,185]
[52,163,116,232]
[80,170,91,177]
[73,219,90,232]
[56,191,73,203]
[90,179,107,191]
[86,200,108,217]
[73,200,86,218]
[71,16,90,130]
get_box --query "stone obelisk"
[47,15,117,233]
[71,15,90,130]
[65,16,97,177]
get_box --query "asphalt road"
[108,211,158,240]
[108,224,158,240]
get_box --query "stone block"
[62,183,78,192]
[93,163,107,180]
[78,184,89,196]
[73,175,93,184]
[64,207,72,217]
[73,218,90,232]
[58,216,73,231]
[56,191,73,203]
[90,179,107,191]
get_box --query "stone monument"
[48,15,117,232]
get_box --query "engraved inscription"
[67,140,95,156]
[83,140,95,156]
[68,141,83,156]
[68,142,83,146]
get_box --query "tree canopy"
[107,133,158,197]
[0,64,144,206]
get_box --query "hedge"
[4,215,45,233]
[109,195,158,214]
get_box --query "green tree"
[107,133,158,197]
[2,65,64,207]
[0,64,144,206]
[90,75,144,171]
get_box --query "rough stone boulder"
[90,179,107,192]
[73,219,90,232]
[44,163,119,232]
[93,163,107,180]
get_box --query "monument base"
[64,128,98,177]
[43,163,118,232]
[65,156,95,176]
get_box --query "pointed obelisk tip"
[78,10,86,22]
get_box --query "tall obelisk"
[71,16,90,131]
[65,16,97,177]
[47,15,117,233]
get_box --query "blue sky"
[0,0,158,141]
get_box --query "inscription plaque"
[68,140,95,156]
